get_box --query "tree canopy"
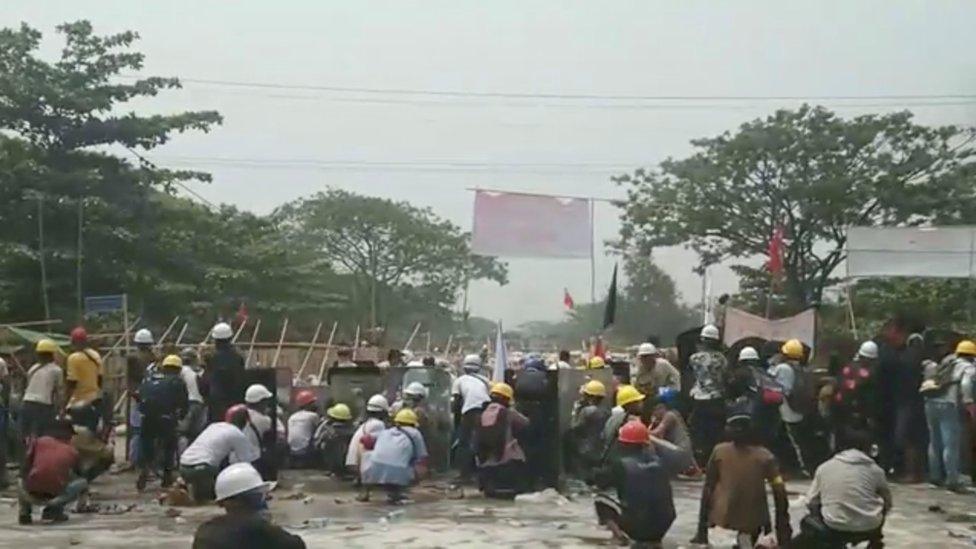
[616,105,976,311]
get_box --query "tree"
[274,189,508,330]
[616,105,976,310]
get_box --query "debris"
[294,518,330,529]
[174,517,187,525]
[345,525,363,531]
[302,496,314,505]
[946,513,976,523]
[505,519,524,527]
[555,523,567,530]
[514,488,569,506]
[334,498,347,504]
[164,508,182,518]
[160,486,194,507]
[929,505,945,513]
[387,510,405,521]
[69,538,81,546]
[947,529,971,539]
[280,491,307,501]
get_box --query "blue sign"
[84,294,125,315]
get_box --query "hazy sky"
[6,1,976,326]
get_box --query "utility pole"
[76,198,84,321]
[37,196,51,320]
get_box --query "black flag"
[602,264,618,329]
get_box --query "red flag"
[563,288,575,310]
[235,301,249,326]
[767,225,785,277]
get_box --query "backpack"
[785,363,817,417]
[139,375,181,418]
[921,356,960,398]
[755,370,785,406]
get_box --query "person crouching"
[287,390,322,468]
[313,403,356,479]
[18,420,89,524]
[360,409,428,504]
[476,382,530,498]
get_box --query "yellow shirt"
[66,349,102,406]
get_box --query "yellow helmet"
[393,408,419,427]
[490,382,514,401]
[582,380,607,397]
[161,354,183,369]
[616,385,645,407]
[588,356,606,369]
[957,340,976,357]
[327,403,352,421]
[781,339,805,360]
[35,339,62,355]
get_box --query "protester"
[770,338,821,476]
[634,343,680,397]
[687,325,727,466]
[587,356,607,370]
[244,384,282,479]
[568,380,610,480]
[203,322,246,423]
[602,385,646,464]
[126,329,156,465]
[179,405,260,502]
[451,354,491,486]
[68,411,113,483]
[832,341,881,440]
[64,327,103,434]
[335,348,357,368]
[348,394,389,499]
[594,420,675,547]
[476,382,530,498]
[649,388,697,476]
[192,462,306,549]
[179,347,208,447]
[361,408,428,504]
[18,420,88,525]
[21,339,65,440]
[390,382,429,423]
[692,408,791,548]
[893,333,926,483]
[314,403,356,478]
[287,390,322,468]
[513,356,554,490]
[793,427,891,549]
[920,339,976,493]
[556,350,573,369]
[137,354,189,490]
[731,346,782,449]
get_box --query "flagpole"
[589,198,596,303]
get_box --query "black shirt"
[192,513,306,549]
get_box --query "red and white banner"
[471,190,592,258]
[723,307,816,349]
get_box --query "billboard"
[846,227,976,278]
[471,190,592,258]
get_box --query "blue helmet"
[657,387,678,405]
[524,356,546,371]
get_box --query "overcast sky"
[6,1,976,326]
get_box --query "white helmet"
[637,343,658,356]
[858,341,879,359]
[401,350,415,362]
[462,354,483,371]
[134,329,154,345]
[738,346,760,361]
[244,384,273,404]
[366,394,390,412]
[700,324,720,341]
[214,463,270,502]
[211,322,234,340]
[404,382,428,398]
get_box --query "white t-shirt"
[246,409,280,452]
[23,362,64,405]
[345,417,386,467]
[770,361,803,424]
[180,366,204,403]
[451,373,491,414]
[287,410,321,453]
[180,422,259,467]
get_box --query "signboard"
[84,294,126,315]
[847,226,976,278]
[471,190,592,258]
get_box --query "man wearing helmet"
[287,390,322,468]
[569,380,610,480]
[203,322,246,424]
[361,408,428,504]
[136,354,189,491]
[634,343,680,397]
[314,403,356,479]
[650,388,697,477]
[687,325,728,467]
[921,339,976,493]
[179,405,260,502]
[451,354,491,486]
[243,384,283,480]
[514,356,554,490]
[21,339,65,441]
[65,327,103,434]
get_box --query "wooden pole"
[173,322,189,346]
[270,318,288,369]
[245,319,262,368]
[0,319,63,328]
[76,199,84,322]
[316,321,339,382]
[445,334,454,356]
[352,325,361,360]
[154,316,180,351]
[425,331,432,354]
[296,321,323,377]
[232,317,248,344]
[37,196,51,321]
[404,322,422,351]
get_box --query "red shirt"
[26,436,79,496]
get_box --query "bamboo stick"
[444,334,454,356]
[270,318,289,369]
[296,321,323,377]
[154,316,180,351]
[352,325,361,360]
[404,322,422,351]
[173,322,189,346]
[245,319,262,368]
[316,321,339,382]
[232,317,248,344]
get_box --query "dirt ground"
[1,470,975,548]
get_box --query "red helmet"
[618,420,649,445]
[295,390,317,408]
[70,327,88,344]
[224,404,250,424]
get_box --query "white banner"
[846,226,976,278]
[723,307,817,349]
[471,190,592,258]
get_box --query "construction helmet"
[524,357,546,371]
[582,380,607,397]
[637,343,658,356]
[738,346,760,362]
[404,382,428,398]
[295,389,317,408]
[35,339,61,355]
[588,356,606,369]
[781,339,805,360]
[327,403,352,421]
[618,420,649,445]
[462,354,483,371]
[70,327,88,344]
[858,341,879,359]
[956,340,976,357]
[133,329,154,345]
[244,384,273,404]
[161,354,183,369]
[616,385,645,407]
[211,322,233,341]
[366,394,390,413]
[214,463,270,502]
[700,324,720,341]
[393,408,419,427]
[490,382,514,401]
[657,387,679,405]
[224,403,250,424]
